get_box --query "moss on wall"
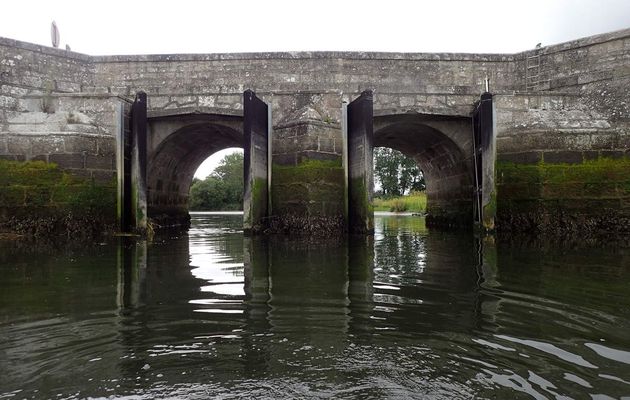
[425,201,472,229]
[348,176,374,233]
[0,160,116,237]
[271,159,345,216]
[268,158,346,234]
[482,190,497,231]
[496,156,630,234]
[244,176,268,234]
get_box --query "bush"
[372,192,426,213]
[389,199,408,212]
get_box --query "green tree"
[373,147,424,197]
[189,152,244,210]
[213,152,244,207]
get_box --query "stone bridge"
[0,28,628,235]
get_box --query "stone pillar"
[269,93,346,234]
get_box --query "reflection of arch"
[373,114,474,226]
[147,112,243,225]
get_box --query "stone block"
[590,133,619,150]
[83,86,109,94]
[599,150,626,159]
[272,153,297,166]
[8,122,65,134]
[298,151,339,163]
[30,155,48,162]
[7,136,30,155]
[63,136,98,154]
[49,153,85,169]
[64,123,100,134]
[550,75,578,89]
[91,169,116,183]
[64,168,92,180]
[55,81,81,92]
[149,96,170,109]
[31,136,65,155]
[198,96,216,108]
[96,138,116,157]
[497,151,542,164]
[85,154,114,170]
[17,98,43,112]
[109,86,130,96]
[583,151,599,160]
[543,151,583,164]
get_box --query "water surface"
[1,212,630,399]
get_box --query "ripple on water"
[1,213,630,399]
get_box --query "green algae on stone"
[0,160,116,237]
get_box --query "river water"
[1,212,629,399]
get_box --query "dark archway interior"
[374,115,474,226]
[147,118,243,224]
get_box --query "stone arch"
[146,112,243,226]
[373,114,474,227]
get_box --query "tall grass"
[372,191,427,213]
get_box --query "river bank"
[372,192,427,213]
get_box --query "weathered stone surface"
[0,27,628,235]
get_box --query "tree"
[189,152,244,210]
[212,152,244,207]
[373,147,424,197]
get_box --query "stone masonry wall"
[1,27,629,234]
[496,29,630,234]
[0,38,119,182]
[0,39,120,234]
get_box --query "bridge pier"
[266,92,347,234]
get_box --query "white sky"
[1,0,628,177]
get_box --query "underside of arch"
[147,117,243,226]
[374,114,474,227]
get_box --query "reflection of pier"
[241,235,375,377]
[111,219,505,389]
[243,237,373,342]
[116,237,146,309]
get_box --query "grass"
[372,192,427,213]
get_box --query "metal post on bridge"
[116,91,148,234]
[346,90,374,234]
[243,90,270,235]
[472,82,496,232]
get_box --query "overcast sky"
[1,0,628,176]
[2,0,629,55]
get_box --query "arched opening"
[373,114,474,227]
[146,114,243,227]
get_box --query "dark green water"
[1,212,630,399]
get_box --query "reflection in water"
[117,238,146,309]
[1,213,630,398]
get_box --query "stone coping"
[1,27,628,64]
